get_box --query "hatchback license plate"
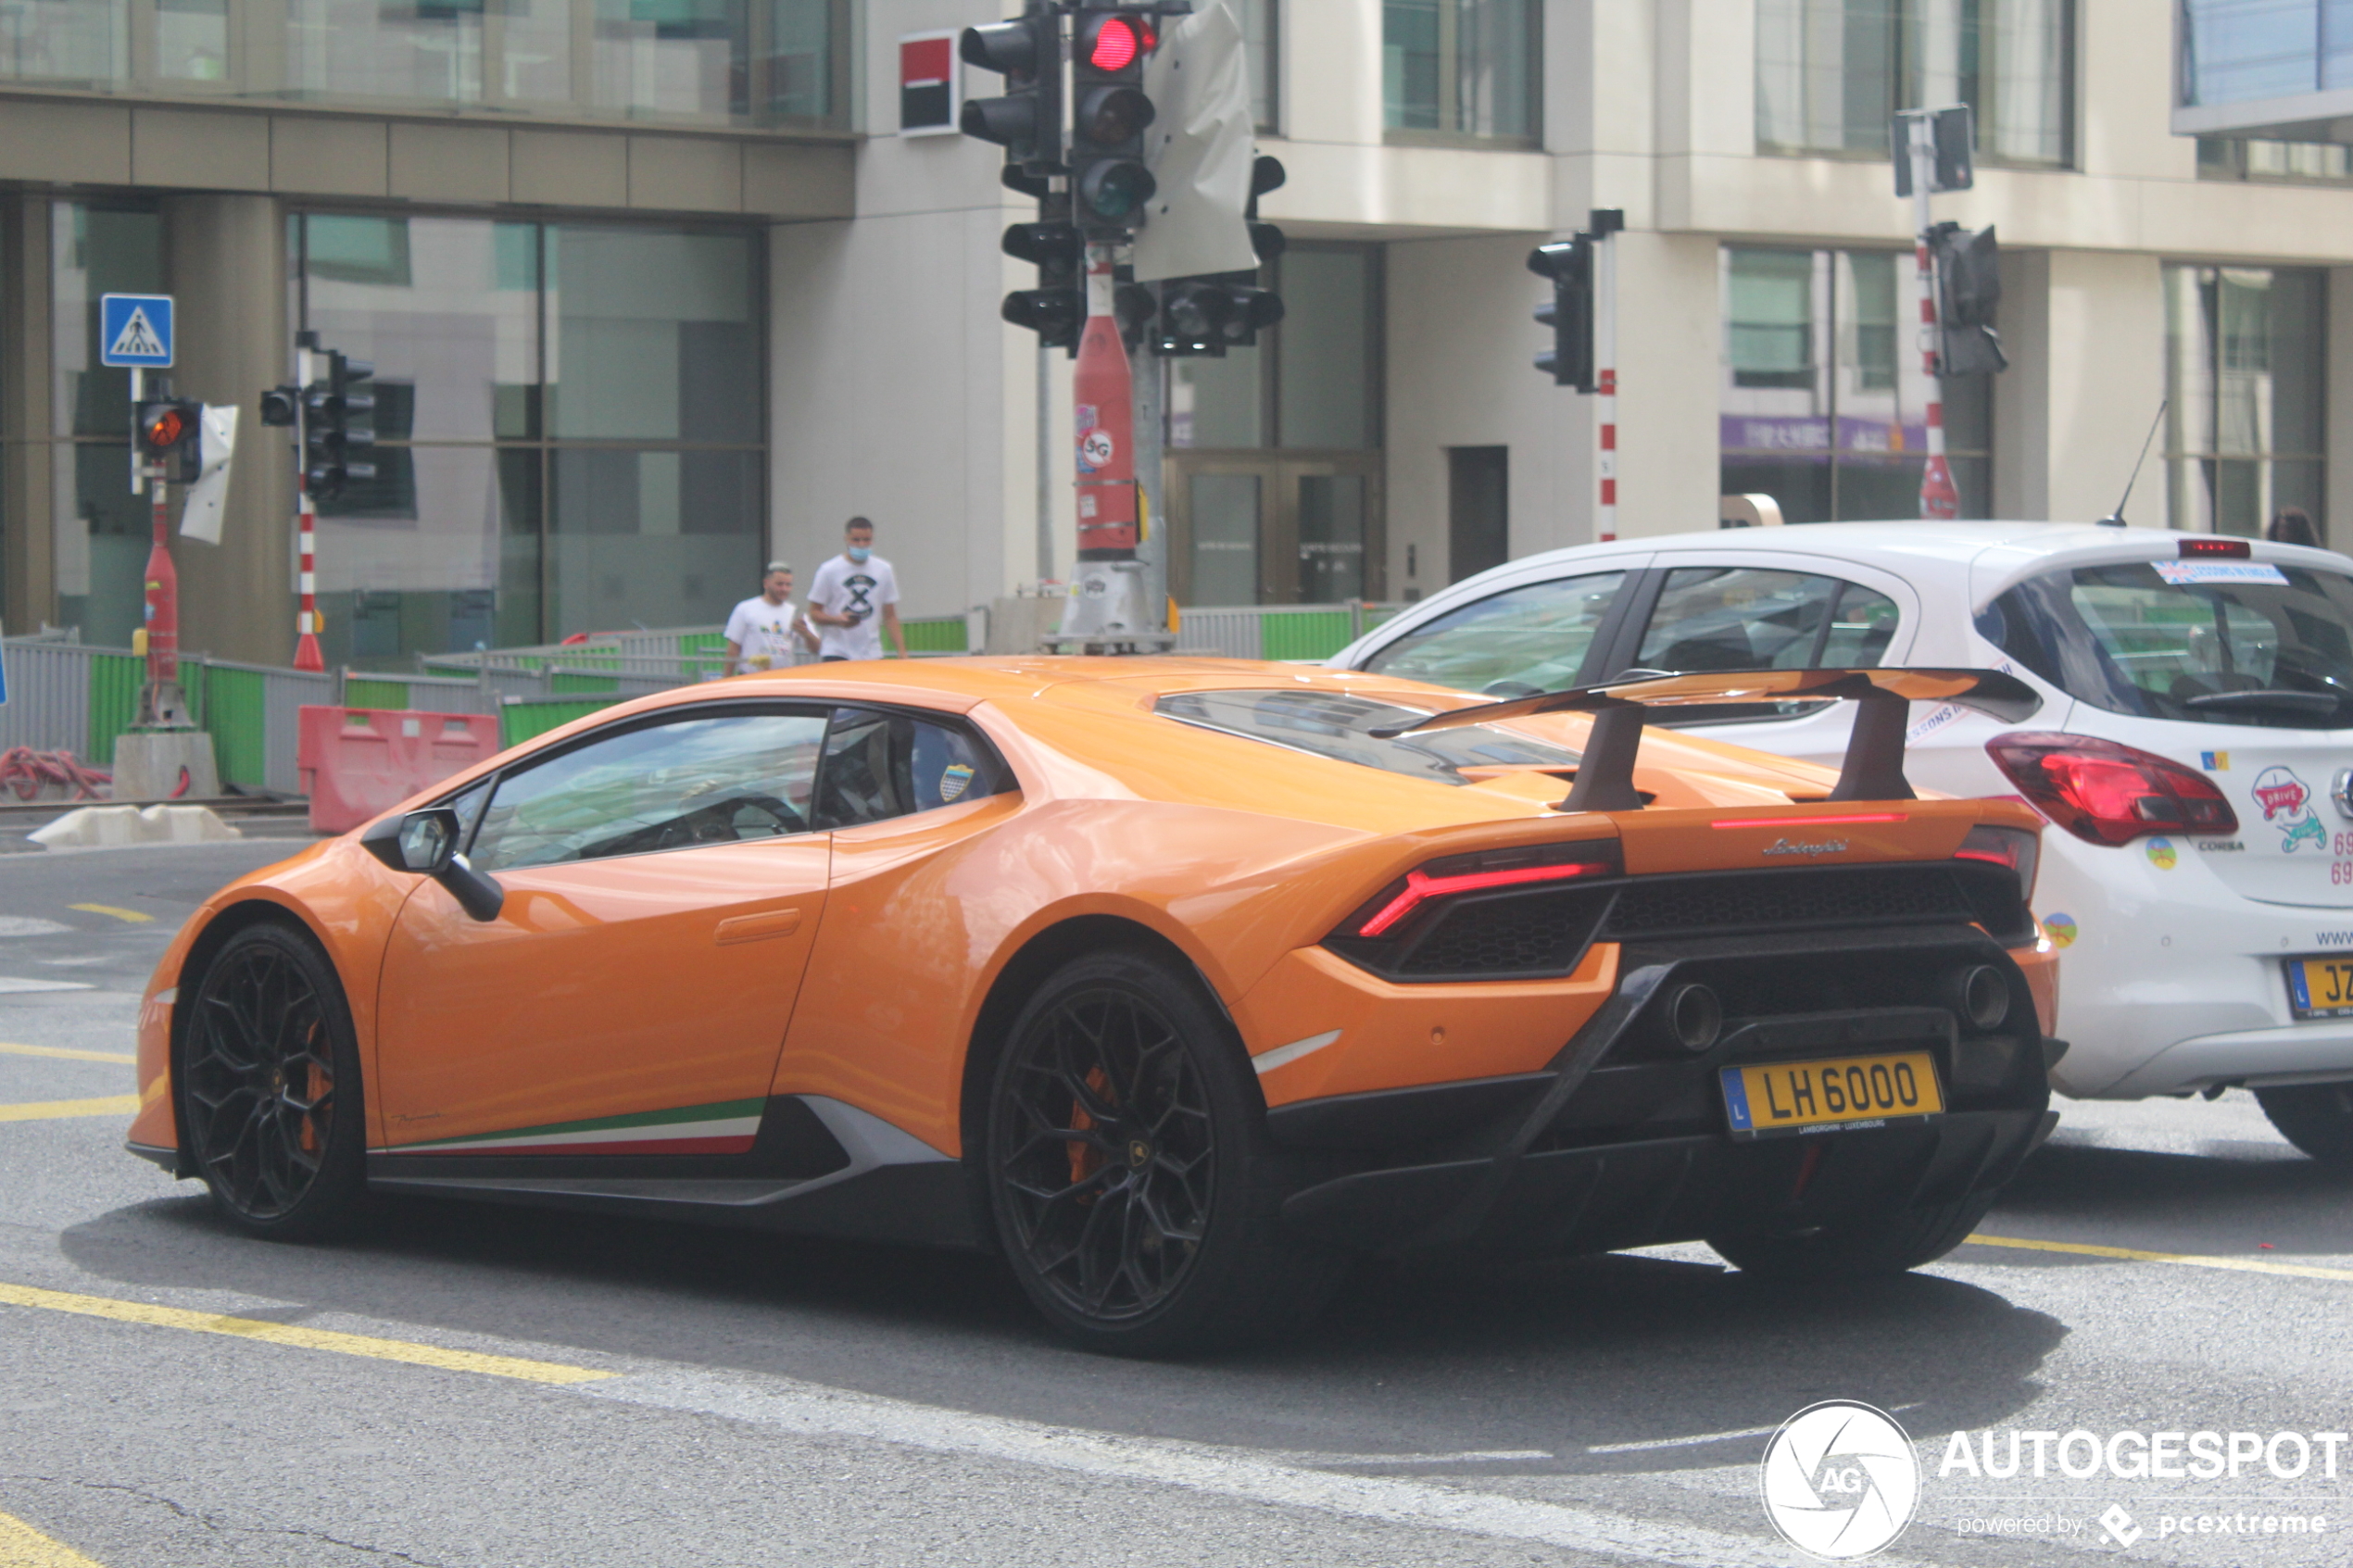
[2285,956,2353,1020]
[1720,1050,1944,1139]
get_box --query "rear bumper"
[1268,923,2056,1257]
[2094,1020,2353,1098]
[1281,1109,2056,1255]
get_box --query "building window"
[1237,0,1279,132]
[293,213,764,666]
[2164,263,2326,540]
[1382,0,1539,144]
[1755,0,2073,168]
[2197,134,2353,180]
[1719,245,1994,523]
[0,0,846,129]
[2180,0,2353,107]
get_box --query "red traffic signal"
[135,397,204,483]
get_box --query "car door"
[1607,558,1920,768]
[770,705,1025,1156]
[1350,561,1650,696]
[374,703,836,1155]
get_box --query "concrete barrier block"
[30,803,241,848]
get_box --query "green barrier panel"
[549,671,623,694]
[86,654,145,767]
[500,698,615,748]
[203,668,270,790]
[1257,610,1355,662]
[677,631,729,680]
[346,678,409,710]
[900,616,969,655]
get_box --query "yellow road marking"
[68,905,150,924]
[0,1281,614,1385]
[0,1509,106,1568]
[0,1097,138,1123]
[0,1044,136,1066]
[1967,1233,2353,1283]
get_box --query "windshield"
[1978,559,2353,729]
[1153,690,1580,785]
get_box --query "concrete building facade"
[5,1,2353,669]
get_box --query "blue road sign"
[100,293,174,368]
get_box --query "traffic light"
[135,397,203,484]
[1930,220,2007,375]
[1529,235,1595,390]
[258,384,299,428]
[304,349,377,501]
[1069,9,1157,234]
[961,6,1061,174]
[1149,156,1288,358]
[1001,213,1083,349]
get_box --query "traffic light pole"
[1056,242,1162,648]
[1594,220,1619,543]
[1910,118,1958,521]
[292,333,324,672]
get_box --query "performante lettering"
[1761,837,1851,857]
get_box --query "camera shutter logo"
[1758,1400,1920,1559]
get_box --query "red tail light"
[1348,843,1619,938]
[1985,732,2237,847]
[2179,535,2251,558]
[1954,822,2039,899]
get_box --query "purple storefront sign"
[1720,414,1928,459]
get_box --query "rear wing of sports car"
[1371,667,2041,813]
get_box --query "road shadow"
[1990,1138,2353,1257]
[56,1185,2064,1476]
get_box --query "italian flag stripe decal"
[386,1098,766,1155]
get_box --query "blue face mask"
[848,546,872,563]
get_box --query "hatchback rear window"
[1977,559,2353,729]
[1154,690,1580,784]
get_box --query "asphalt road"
[2,837,2350,1567]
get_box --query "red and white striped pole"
[292,334,324,671]
[1592,209,1622,542]
[1910,118,1958,520]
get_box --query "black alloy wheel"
[986,951,1343,1354]
[180,922,366,1239]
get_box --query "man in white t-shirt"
[804,517,907,662]
[724,561,815,673]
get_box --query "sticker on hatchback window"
[2153,560,2289,586]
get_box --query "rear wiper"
[2183,689,2343,719]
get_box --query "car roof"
[1497,521,2353,576]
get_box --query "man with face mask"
[803,516,907,662]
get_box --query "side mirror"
[359,809,504,922]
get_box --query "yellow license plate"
[2286,956,2353,1019]
[1720,1050,1944,1139]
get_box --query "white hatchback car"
[1333,522,2353,1164]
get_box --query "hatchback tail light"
[1954,823,2039,899]
[1984,732,2238,847]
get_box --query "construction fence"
[0,602,1403,796]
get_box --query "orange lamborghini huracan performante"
[128,659,2059,1354]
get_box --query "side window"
[812,709,1013,830]
[1360,571,1627,696]
[1634,568,1897,673]
[470,709,829,873]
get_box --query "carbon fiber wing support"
[1367,667,2042,814]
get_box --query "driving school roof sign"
[100,293,174,368]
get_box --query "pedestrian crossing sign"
[100,293,174,368]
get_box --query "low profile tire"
[178,922,367,1241]
[986,950,1344,1356]
[2256,1082,2353,1169]
[1706,1188,1999,1280]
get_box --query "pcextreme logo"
[1759,1401,1921,1559]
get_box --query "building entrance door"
[1164,453,1384,606]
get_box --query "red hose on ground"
[0,747,113,802]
